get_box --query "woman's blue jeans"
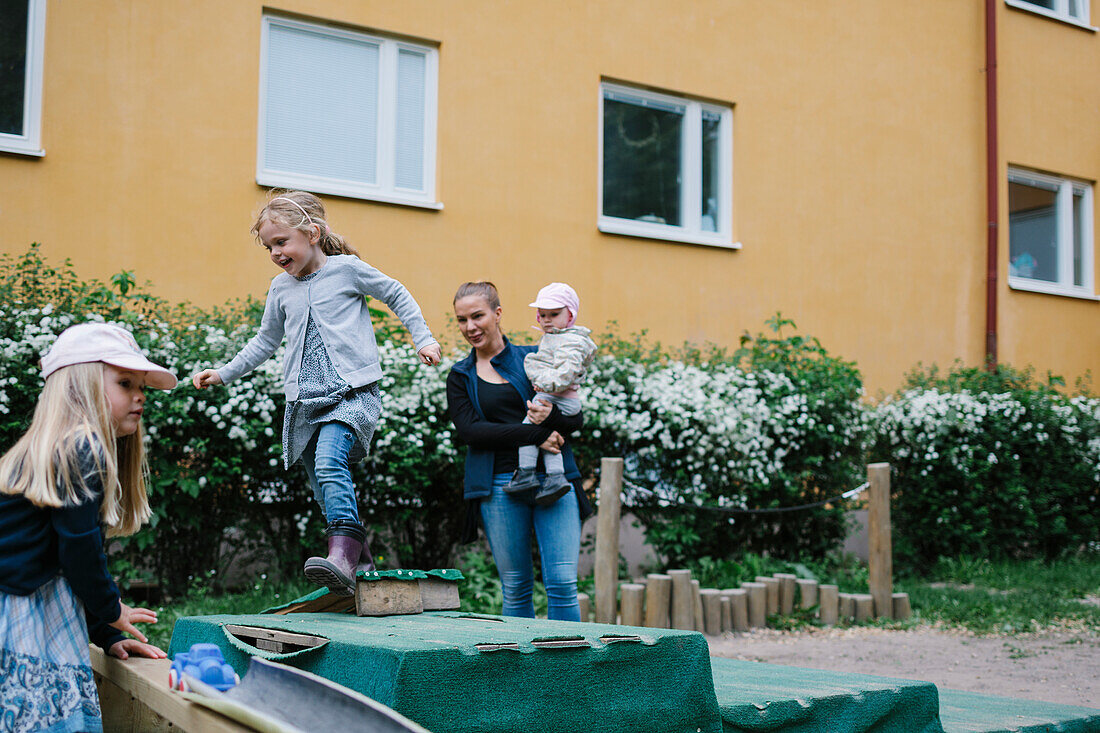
[479,472,582,621]
[301,422,360,525]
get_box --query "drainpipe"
[984,0,999,370]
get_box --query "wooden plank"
[867,462,894,619]
[223,625,329,655]
[668,569,694,630]
[643,573,671,628]
[268,593,354,615]
[356,578,423,616]
[594,457,624,624]
[90,646,254,733]
[418,577,460,611]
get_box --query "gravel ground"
[706,626,1100,709]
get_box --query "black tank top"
[477,377,527,474]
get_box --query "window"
[1008,168,1095,298]
[1005,0,1093,27]
[0,0,46,156]
[258,16,439,208]
[599,82,734,248]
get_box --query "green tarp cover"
[711,657,944,733]
[260,569,464,614]
[169,613,722,733]
[937,688,1100,733]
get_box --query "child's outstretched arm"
[199,280,286,388]
[351,260,439,363]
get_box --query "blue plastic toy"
[168,643,240,692]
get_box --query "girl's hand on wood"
[109,601,157,643]
[526,398,552,425]
[539,431,563,454]
[418,343,442,366]
[191,369,223,389]
[108,638,167,660]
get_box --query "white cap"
[40,323,178,390]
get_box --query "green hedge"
[1,246,1094,594]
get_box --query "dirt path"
[706,627,1099,709]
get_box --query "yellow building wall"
[998,5,1100,389]
[0,1,1094,393]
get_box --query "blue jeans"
[301,422,360,524]
[480,472,582,621]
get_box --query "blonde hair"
[0,362,151,537]
[454,281,501,310]
[252,190,359,257]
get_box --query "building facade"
[1,1,1096,391]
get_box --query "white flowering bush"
[867,365,1100,566]
[571,316,867,563]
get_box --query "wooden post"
[742,582,767,628]
[796,579,819,610]
[577,592,591,622]
[644,574,671,628]
[854,594,874,622]
[775,573,797,615]
[692,579,704,631]
[700,589,722,635]
[867,462,894,619]
[756,576,779,617]
[668,569,694,630]
[727,589,750,631]
[819,584,839,626]
[892,592,912,620]
[838,592,856,621]
[594,457,624,624]
[720,597,732,632]
[620,583,645,626]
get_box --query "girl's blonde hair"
[252,190,359,257]
[0,362,151,537]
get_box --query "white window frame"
[257,15,440,209]
[598,82,736,249]
[1007,167,1096,300]
[0,0,47,157]
[1005,0,1096,30]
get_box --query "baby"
[504,283,597,505]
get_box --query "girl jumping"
[0,322,175,732]
[193,190,441,596]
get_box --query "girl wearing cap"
[448,282,591,621]
[0,322,175,732]
[503,282,597,505]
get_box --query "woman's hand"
[418,343,442,366]
[191,369,223,390]
[539,431,564,454]
[526,397,552,425]
[108,601,157,643]
[108,638,167,660]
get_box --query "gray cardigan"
[217,255,437,400]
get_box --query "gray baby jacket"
[524,325,598,394]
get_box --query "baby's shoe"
[504,467,540,494]
[535,473,572,506]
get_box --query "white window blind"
[258,16,439,208]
